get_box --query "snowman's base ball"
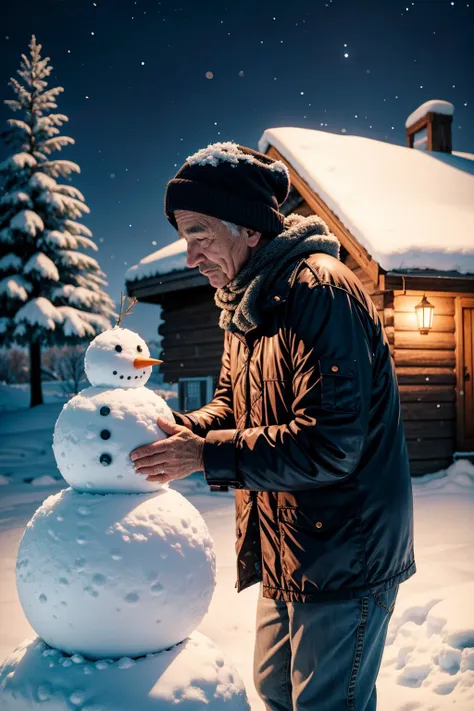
[0,633,250,710]
[53,386,175,494]
[16,488,216,660]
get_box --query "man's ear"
[247,229,262,247]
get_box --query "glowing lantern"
[415,294,434,334]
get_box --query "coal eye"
[115,345,122,353]
[137,345,143,353]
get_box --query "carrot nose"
[133,357,162,369]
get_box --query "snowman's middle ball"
[53,387,174,493]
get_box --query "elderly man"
[130,142,416,711]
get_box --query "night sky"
[1,0,472,340]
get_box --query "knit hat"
[164,141,291,236]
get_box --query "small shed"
[126,100,474,475]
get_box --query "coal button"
[100,453,112,466]
[100,406,110,417]
[100,430,111,440]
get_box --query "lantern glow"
[415,294,434,334]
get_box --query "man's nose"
[186,243,203,269]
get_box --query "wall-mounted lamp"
[415,294,435,334]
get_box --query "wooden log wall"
[158,287,224,383]
[392,290,456,475]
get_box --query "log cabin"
[126,100,474,476]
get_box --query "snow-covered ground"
[1,390,473,710]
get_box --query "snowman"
[0,308,249,709]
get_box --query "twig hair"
[116,292,138,327]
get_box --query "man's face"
[174,210,263,288]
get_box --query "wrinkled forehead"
[174,210,216,233]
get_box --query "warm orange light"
[133,357,162,369]
[415,294,434,334]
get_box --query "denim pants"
[253,582,398,711]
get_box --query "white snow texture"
[15,487,217,660]
[405,99,455,129]
[53,386,174,494]
[258,125,474,274]
[125,238,188,282]
[84,326,155,388]
[0,632,249,710]
[186,140,289,177]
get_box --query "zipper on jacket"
[244,342,257,509]
[244,342,253,429]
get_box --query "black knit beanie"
[164,141,291,236]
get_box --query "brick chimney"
[406,100,454,153]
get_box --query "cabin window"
[178,376,214,412]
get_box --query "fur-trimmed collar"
[214,213,340,334]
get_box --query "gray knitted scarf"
[214,213,340,334]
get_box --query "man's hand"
[130,415,205,484]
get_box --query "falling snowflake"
[205,71,214,79]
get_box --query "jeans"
[253,582,398,711]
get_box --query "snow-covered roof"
[126,127,474,282]
[258,127,474,274]
[405,100,454,129]
[125,238,188,282]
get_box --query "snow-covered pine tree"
[0,35,115,407]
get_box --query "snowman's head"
[84,327,162,388]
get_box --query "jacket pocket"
[278,505,366,594]
[319,358,358,413]
[372,585,399,614]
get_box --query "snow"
[453,151,474,162]
[0,152,37,172]
[15,486,216,659]
[14,297,62,330]
[54,386,173,493]
[1,364,474,709]
[31,475,58,487]
[0,191,32,208]
[0,632,249,710]
[24,252,60,281]
[51,327,169,493]
[125,238,188,282]
[64,220,93,238]
[40,159,80,179]
[53,285,107,309]
[258,127,474,274]
[405,100,454,129]
[56,307,110,338]
[9,209,44,237]
[58,250,100,271]
[186,140,289,177]
[40,190,89,219]
[84,327,155,388]
[0,396,473,709]
[0,276,31,302]
[29,171,57,192]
